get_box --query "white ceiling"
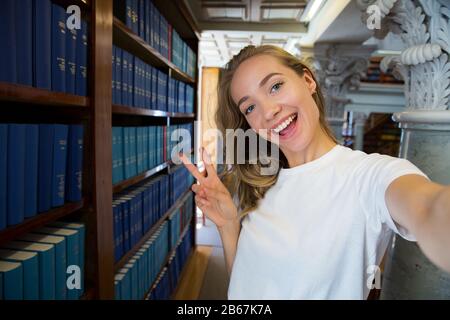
[184,0,371,67]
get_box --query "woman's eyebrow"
[236,72,283,109]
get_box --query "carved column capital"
[299,44,375,120]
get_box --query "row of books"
[113,174,171,262]
[0,1,88,96]
[0,124,84,231]
[114,0,196,79]
[0,221,85,300]
[112,45,195,113]
[114,219,170,300]
[169,166,194,209]
[168,193,193,251]
[112,126,165,184]
[148,224,192,300]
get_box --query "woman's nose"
[262,101,282,121]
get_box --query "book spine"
[38,124,53,212]
[0,261,23,300]
[24,124,39,218]
[117,127,124,182]
[66,28,78,94]
[138,0,145,39]
[112,127,118,184]
[153,4,160,53]
[123,127,130,179]
[0,125,8,230]
[52,124,69,207]
[66,232,80,300]
[128,53,134,107]
[116,47,123,106]
[15,0,33,86]
[53,241,67,300]
[122,200,131,252]
[76,20,88,96]
[131,0,139,35]
[7,124,26,226]
[151,66,157,109]
[51,3,66,93]
[40,246,56,299]
[0,0,17,83]
[145,0,151,45]
[65,124,84,202]
[112,46,116,105]
[113,204,120,262]
[33,0,52,89]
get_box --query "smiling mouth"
[271,113,298,136]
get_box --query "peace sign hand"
[179,148,238,229]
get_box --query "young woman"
[179,45,450,299]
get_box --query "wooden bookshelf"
[114,189,192,272]
[112,104,195,118]
[143,218,193,300]
[0,199,86,244]
[113,18,195,84]
[0,0,198,300]
[0,82,89,108]
[113,162,169,194]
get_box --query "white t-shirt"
[227,145,429,300]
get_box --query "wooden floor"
[172,245,213,300]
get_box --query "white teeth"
[272,114,297,134]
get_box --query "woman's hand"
[179,148,238,229]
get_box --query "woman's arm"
[385,174,450,272]
[218,219,241,276]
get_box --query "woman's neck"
[283,127,337,168]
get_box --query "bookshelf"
[0,0,198,300]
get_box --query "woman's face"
[230,54,321,154]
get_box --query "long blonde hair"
[215,45,337,217]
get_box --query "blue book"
[114,271,131,300]
[138,0,145,39]
[35,227,80,300]
[178,81,185,113]
[76,20,88,96]
[17,233,66,300]
[0,249,38,300]
[116,127,124,182]
[114,0,132,29]
[38,124,53,212]
[133,253,144,298]
[112,46,117,104]
[145,65,151,109]
[7,124,26,226]
[0,125,7,230]
[131,0,139,35]
[121,52,129,106]
[130,127,137,177]
[151,66,157,109]
[112,127,119,184]
[66,28,78,94]
[136,127,143,174]
[48,221,86,297]
[15,0,33,86]
[142,126,149,171]
[145,0,151,45]
[3,241,55,300]
[51,3,66,93]
[123,127,130,179]
[159,15,168,59]
[24,125,39,218]
[0,0,17,83]
[114,279,121,300]
[52,124,69,207]
[113,203,123,262]
[115,47,123,105]
[66,125,84,202]
[34,0,52,89]
[133,57,139,108]
[123,262,138,299]
[128,53,134,107]
[119,199,131,252]
[0,260,23,300]
[152,3,160,53]
[126,197,135,246]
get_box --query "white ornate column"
[358,0,450,299]
[299,44,375,143]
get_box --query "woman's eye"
[271,82,283,93]
[245,105,255,115]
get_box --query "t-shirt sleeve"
[354,152,430,241]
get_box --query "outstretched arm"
[386,174,450,272]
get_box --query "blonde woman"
[179,45,450,299]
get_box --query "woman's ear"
[303,68,317,94]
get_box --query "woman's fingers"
[179,153,206,183]
[203,186,229,202]
[201,148,218,180]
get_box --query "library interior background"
[1,0,450,300]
